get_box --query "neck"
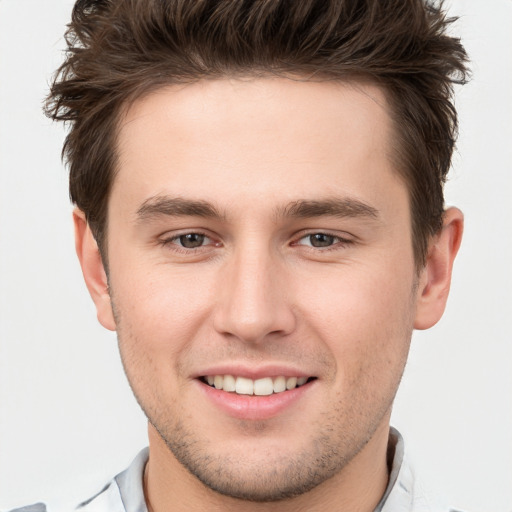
[144,421,392,512]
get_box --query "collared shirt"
[9,429,464,512]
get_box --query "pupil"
[310,233,334,247]
[180,233,204,248]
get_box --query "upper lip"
[192,364,313,380]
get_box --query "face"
[100,78,421,500]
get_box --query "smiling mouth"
[200,375,316,396]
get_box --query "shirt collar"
[115,447,149,512]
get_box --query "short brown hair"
[45,0,468,266]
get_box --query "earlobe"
[73,209,116,331]
[414,207,464,330]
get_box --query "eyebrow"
[136,196,225,222]
[279,198,379,220]
[136,195,379,223]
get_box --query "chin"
[153,416,362,503]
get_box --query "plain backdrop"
[0,1,511,510]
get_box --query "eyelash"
[158,230,353,254]
[293,232,354,251]
[158,232,214,252]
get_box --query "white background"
[0,0,511,510]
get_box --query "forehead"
[114,77,403,216]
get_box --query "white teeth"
[286,377,297,390]
[204,374,311,395]
[253,377,273,396]
[223,374,236,392]
[273,376,286,393]
[235,376,254,395]
[214,375,224,389]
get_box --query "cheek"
[108,262,221,397]
[109,269,207,410]
[112,260,216,332]
[296,261,415,381]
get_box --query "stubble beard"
[110,289,413,503]
[146,401,382,502]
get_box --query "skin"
[75,78,463,512]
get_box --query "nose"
[213,246,296,344]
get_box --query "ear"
[414,207,464,330]
[73,209,116,331]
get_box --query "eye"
[295,232,352,249]
[178,233,207,248]
[304,233,336,248]
[164,232,214,249]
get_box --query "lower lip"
[197,379,314,420]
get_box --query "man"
[15,0,469,510]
